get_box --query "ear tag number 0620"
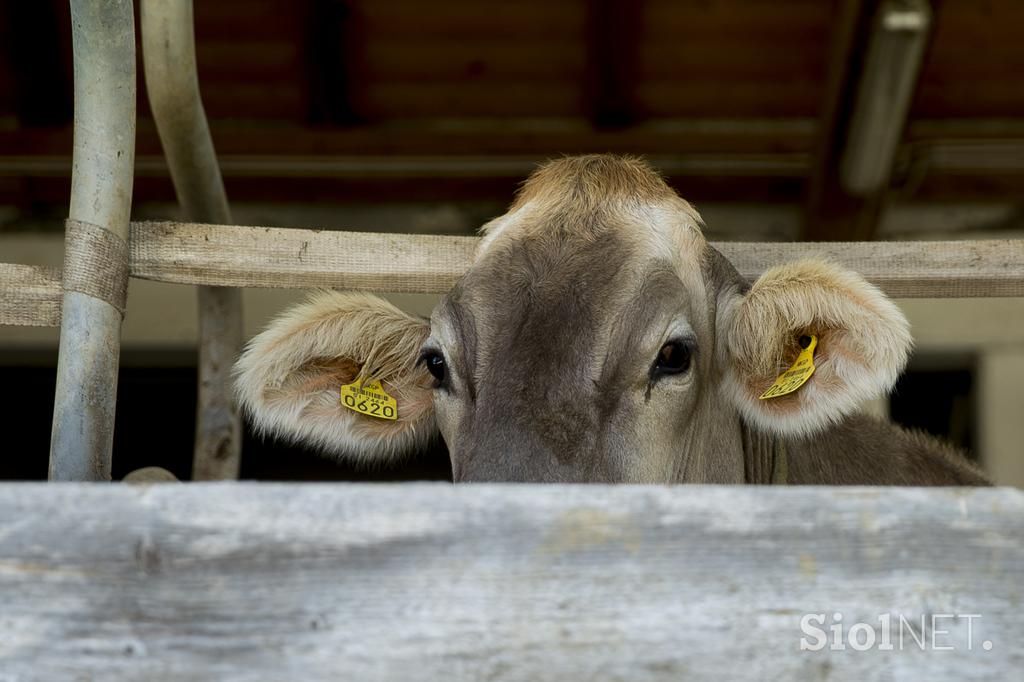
[759,334,817,400]
[340,379,398,420]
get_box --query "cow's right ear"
[719,260,911,437]
[234,291,436,463]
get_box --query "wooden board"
[128,223,1024,298]
[2,225,1023,327]
[0,483,1021,679]
[0,262,61,326]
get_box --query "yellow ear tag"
[758,335,818,400]
[340,379,398,420]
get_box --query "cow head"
[235,156,911,482]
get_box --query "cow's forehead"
[441,227,699,412]
[432,157,713,388]
[474,155,708,298]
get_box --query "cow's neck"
[741,422,787,485]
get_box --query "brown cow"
[234,155,989,485]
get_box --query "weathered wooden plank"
[0,483,1020,680]
[0,262,61,326]
[3,230,1022,329]
[129,221,480,293]
[129,222,1024,298]
[717,239,1024,298]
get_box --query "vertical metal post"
[140,0,244,480]
[49,0,137,481]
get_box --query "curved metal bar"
[49,0,137,481]
[140,0,244,480]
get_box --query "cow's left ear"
[234,291,436,462]
[720,260,911,437]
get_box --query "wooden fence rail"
[0,263,62,327]
[0,483,1020,680]
[3,223,1023,328]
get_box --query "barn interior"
[1,0,1021,484]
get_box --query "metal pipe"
[140,0,244,480]
[49,0,137,481]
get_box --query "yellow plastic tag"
[340,379,398,420]
[759,335,817,400]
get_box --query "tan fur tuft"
[723,260,912,437]
[478,154,704,261]
[510,155,678,212]
[233,291,435,462]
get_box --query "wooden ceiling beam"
[585,0,641,128]
[803,0,932,241]
[842,0,932,194]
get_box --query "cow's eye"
[420,349,447,386]
[653,340,691,376]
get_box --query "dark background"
[0,354,975,480]
[3,0,1022,215]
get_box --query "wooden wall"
[0,0,1022,215]
[1,483,1021,679]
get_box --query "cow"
[234,155,989,485]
